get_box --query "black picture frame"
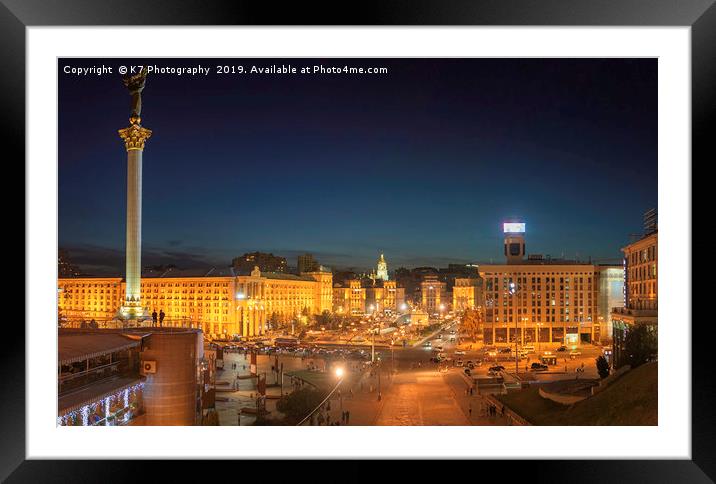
[6,0,710,480]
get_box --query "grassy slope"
[496,362,658,426]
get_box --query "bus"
[274,337,300,348]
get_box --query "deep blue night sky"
[58,58,657,274]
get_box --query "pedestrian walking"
[346,410,350,424]
[469,404,472,418]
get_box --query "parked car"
[531,362,549,371]
[489,365,505,372]
[456,360,464,367]
[499,347,512,354]
[557,345,568,352]
[454,350,466,356]
[569,350,582,356]
[464,368,472,376]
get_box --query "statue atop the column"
[122,67,148,122]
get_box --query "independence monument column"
[117,68,152,322]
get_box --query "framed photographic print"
[7,0,712,480]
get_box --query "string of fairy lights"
[56,382,144,426]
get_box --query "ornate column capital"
[118,120,152,151]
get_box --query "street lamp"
[335,367,345,414]
[509,280,518,374]
[537,322,542,353]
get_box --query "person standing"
[346,410,350,424]
[152,309,158,325]
[468,404,472,418]
[159,309,165,327]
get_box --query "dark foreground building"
[57,327,206,426]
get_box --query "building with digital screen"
[479,222,620,345]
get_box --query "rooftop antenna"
[205,267,215,277]
[643,208,657,235]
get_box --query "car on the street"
[569,350,582,356]
[464,368,471,376]
[557,345,568,352]
[531,362,549,371]
[489,365,505,372]
[456,360,464,367]
[423,341,432,348]
[499,347,512,354]
[454,350,466,356]
[436,346,444,352]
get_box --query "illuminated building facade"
[452,277,484,311]
[376,253,389,281]
[420,275,448,315]
[611,229,658,368]
[333,279,366,315]
[478,221,616,345]
[58,268,333,339]
[480,263,602,345]
[58,278,124,322]
[365,280,405,314]
[597,265,625,340]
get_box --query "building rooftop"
[58,375,141,415]
[262,272,316,282]
[58,333,141,365]
[141,267,236,278]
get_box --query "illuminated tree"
[461,309,482,341]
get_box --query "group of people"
[151,309,165,326]
[313,407,351,426]
[484,403,504,417]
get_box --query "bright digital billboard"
[503,222,525,233]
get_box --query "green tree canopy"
[624,323,658,368]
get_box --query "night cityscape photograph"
[57,57,658,427]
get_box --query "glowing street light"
[335,367,344,378]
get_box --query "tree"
[276,387,325,424]
[595,355,610,379]
[624,323,658,368]
[461,309,482,341]
[315,310,333,329]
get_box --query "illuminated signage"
[503,222,525,233]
